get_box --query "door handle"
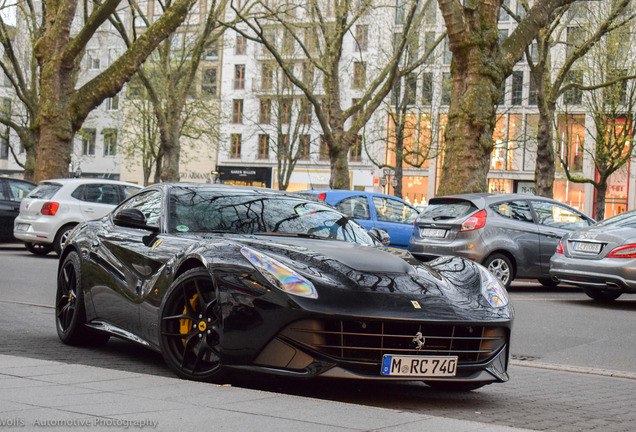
[544,232,560,238]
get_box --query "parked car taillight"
[607,244,636,258]
[460,210,486,232]
[556,240,564,254]
[41,202,60,216]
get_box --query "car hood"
[202,234,510,321]
[564,224,636,259]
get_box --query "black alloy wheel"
[25,241,54,256]
[583,287,622,302]
[160,268,225,382]
[54,224,77,255]
[56,251,110,345]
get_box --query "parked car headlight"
[241,247,318,299]
[478,265,509,308]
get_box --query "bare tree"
[230,0,435,189]
[558,18,636,220]
[436,0,578,195]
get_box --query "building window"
[422,73,433,104]
[234,65,245,90]
[236,34,246,55]
[351,98,360,123]
[87,50,100,69]
[511,71,523,106]
[350,135,362,162]
[107,48,120,66]
[0,98,11,120]
[319,135,329,160]
[355,25,368,52]
[529,74,537,105]
[395,0,405,25]
[259,99,271,124]
[202,67,217,96]
[424,32,436,64]
[278,134,289,155]
[300,100,312,124]
[232,99,243,124]
[353,62,366,89]
[261,63,274,90]
[567,27,585,58]
[443,37,452,64]
[103,128,117,156]
[280,99,292,124]
[282,68,293,90]
[230,134,241,158]
[106,95,119,111]
[441,72,452,105]
[0,130,8,160]
[405,74,417,105]
[81,129,96,156]
[258,134,269,159]
[298,135,310,160]
[205,41,219,60]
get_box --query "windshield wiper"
[254,231,326,240]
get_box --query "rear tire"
[56,251,110,346]
[538,278,560,288]
[25,242,54,256]
[424,381,487,392]
[583,287,622,302]
[483,253,514,288]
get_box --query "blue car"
[298,190,419,249]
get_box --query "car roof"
[39,178,141,187]
[298,189,413,202]
[430,193,560,204]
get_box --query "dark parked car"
[57,184,512,391]
[409,193,594,288]
[550,210,636,302]
[298,190,419,249]
[0,177,36,242]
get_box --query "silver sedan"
[550,210,636,301]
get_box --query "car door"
[530,200,593,273]
[0,179,35,242]
[88,189,166,332]
[488,200,542,278]
[371,196,419,248]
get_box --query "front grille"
[281,319,506,367]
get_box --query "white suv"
[14,178,141,255]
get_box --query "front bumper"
[550,254,636,292]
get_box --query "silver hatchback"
[408,193,594,288]
[550,210,636,302]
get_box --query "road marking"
[512,360,636,380]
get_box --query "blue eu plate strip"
[382,355,392,375]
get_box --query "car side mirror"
[113,208,156,231]
[368,227,391,246]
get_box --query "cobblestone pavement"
[1,301,634,432]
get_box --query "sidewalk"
[0,354,532,432]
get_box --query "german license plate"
[381,355,457,377]
[420,228,447,238]
[15,223,29,231]
[573,242,601,253]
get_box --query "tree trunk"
[22,133,38,181]
[154,156,162,184]
[437,66,499,195]
[595,183,607,221]
[160,115,182,182]
[534,103,556,197]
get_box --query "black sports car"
[56,184,513,391]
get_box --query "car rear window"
[27,183,61,199]
[418,199,476,220]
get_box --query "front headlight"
[240,247,318,299]
[478,265,509,308]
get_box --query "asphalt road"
[1,243,635,431]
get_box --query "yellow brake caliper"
[179,294,199,346]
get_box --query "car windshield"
[27,183,61,199]
[168,187,376,245]
[596,210,636,228]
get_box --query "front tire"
[484,253,514,288]
[56,251,110,346]
[25,242,53,256]
[160,268,225,382]
[583,287,622,302]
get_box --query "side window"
[531,201,588,231]
[98,184,121,205]
[81,184,102,203]
[335,196,370,220]
[0,181,6,200]
[120,185,140,199]
[490,200,533,223]
[372,196,418,224]
[118,190,161,228]
[8,181,35,202]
